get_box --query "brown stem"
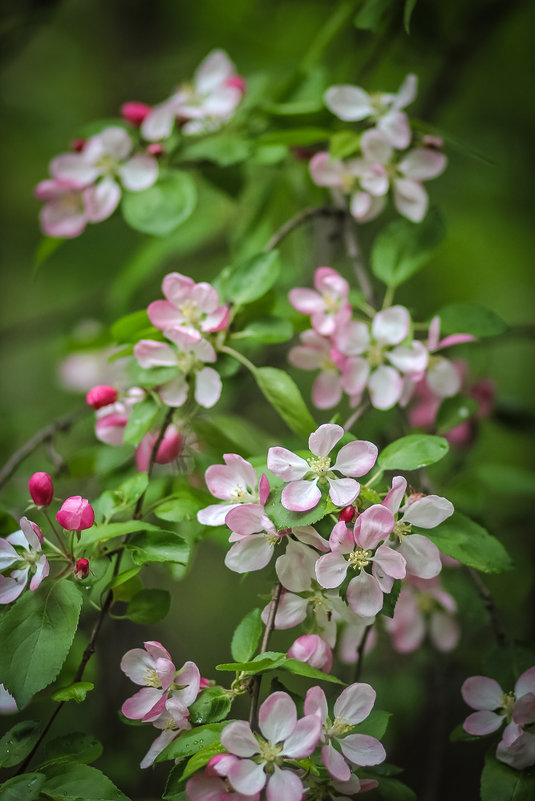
[16,407,174,775]
[248,582,282,727]
[354,624,373,683]
[264,206,345,252]
[466,567,507,648]
[0,407,88,490]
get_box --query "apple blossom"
[385,576,459,653]
[94,387,145,446]
[56,496,95,531]
[224,504,285,574]
[34,178,89,239]
[220,691,322,801]
[288,328,345,409]
[197,453,270,526]
[461,667,535,769]
[28,471,54,507]
[425,316,475,398]
[139,696,192,769]
[186,754,260,801]
[0,517,49,604]
[267,423,377,512]
[74,558,90,580]
[287,634,333,672]
[147,272,228,343]
[121,101,152,127]
[304,683,386,781]
[289,267,351,337]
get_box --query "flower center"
[325,716,353,739]
[229,485,258,504]
[179,299,202,327]
[322,292,342,315]
[416,593,435,614]
[142,669,161,688]
[393,520,412,541]
[501,691,516,720]
[347,547,372,569]
[367,343,384,368]
[308,456,331,476]
[96,154,118,174]
[259,739,283,764]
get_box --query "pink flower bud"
[56,496,95,531]
[71,138,86,152]
[338,504,356,523]
[28,472,54,507]
[287,634,333,673]
[86,385,118,410]
[199,677,211,689]
[75,558,90,579]
[147,143,165,157]
[121,101,151,126]
[136,425,182,473]
[29,520,44,544]
[225,75,247,94]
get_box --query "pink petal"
[281,479,321,512]
[333,440,378,477]
[354,505,395,551]
[293,525,330,552]
[513,693,535,727]
[121,687,165,720]
[203,305,228,333]
[195,367,222,408]
[393,74,418,110]
[315,552,348,589]
[327,477,359,507]
[0,539,19,571]
[225,504,271,536]
[382,476,407,514]
[29,554,49,590]
[282,714,322,758]
[340,733,386,766]
[429,611,459,652]
[341,358,370,396]
[427,358,462,397]
[134,339,177,368]
[276,540,317,593]
[0,573,27,604]
[393,178,428,222]
[50,153,98,187]
[185,774,225,801]
[313,372,343,409]
[378,110,411,149]
[398,149,447,181]
[398,534,441,579]
[40,196,87,239]
[372,306,410,346]
[304,685,328,722]
[225,535,274,574]
[324,85,373,121]
[266,766,303,801]
[496,731,535,771]
[515,667,535,699]
[288,288,323,316]
[322,742,350,781]
[334,682,376,724]
[388,342,429,375]
[198,501,241,527]
[159,375,189,407]
[140,730,178,769]
[368,366,403,410]
[263,591,308,629]
[360,164,389,196]
[373,544,406,579]
[228,759,266,795]
[361,129,393,165]
[309,152,345,188]
[402,496,454,528]
[141,103,176,141]
[259,692,297,743]
[309,423,344,458]
[463,710,504,736]
[221,721,260,758]
[119,155,158,191]
[329,521,355,554]
[350,191,385,222]
[461,676,504,710]
[346,572,384,617]
[267,447,309,481]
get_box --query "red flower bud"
[121,101,151,127]
[28,472,54,507]
[71,138,86,152]
[56,496,95,531]
[75,558,90,579]
[225,75,247,94]
[86,385,118,410]
[338,505,356,523]
[147,143,164,157]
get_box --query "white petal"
[324,85,373,121]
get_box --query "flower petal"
[221,720,260,757]
[346,572,384,617]
[327,477,359,507]
[309,423,344,457]
[324,86,373,121]
[258,692,297,743]
[463,710,504,736]
[282,714,322,758]
[368,366,403,410]
[398,534,441,579]
[340,733,386,766]
[333,440,378,478]
[315,552,348,589]
[322,742,350,781]
[401,496,454,528]
[281,479,321,512]
[267,448,309,481]
[334,682,376,724]
[461,676,504,711]
[266,766,303,801]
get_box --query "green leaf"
[375,776,418,801]
[381,579,402,619]
[437,302,508,338]
[378,434,449,470]
[180,135,251,166]
[371,211,445,288]
[163,765,188,800]
[256,128,330,147]
[282,659,345,685]
[404,0,418,33]
[475,464,535,497]
[127,531,190,565]
[192,415,269,459]
[423,511,513,573]
[121,169,197,236]
[40,761,130,800]
[154,486,210,523]
[330,130,361,159]
[353,709,390,739]
[155,723,229,764]
[220,250,280,306]
[122,397,158,446]
[52,682,94,704]
[125,589,171,623]
[188,688,232,725]
[231,608,263,662]
[116,473,149,505]
[255,366,316,439]
[0,581,82,707]
[435,395,478,434]
[355,0,395,31]
[34,236,64,268]
[0,721,41,768]
[41,733,103,766]
[481,752,535,801]
[449,723,481,742]
[216,651,287,674]
[180,742,226,781]
[233,317,293,343]
[111,310,155,344]
[264,473,331,530]
[0,774,46,801]
[79,520,163,548]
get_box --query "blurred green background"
[1,0,534,799]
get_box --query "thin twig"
[264,207,345,252]
[342,212,376,308]
[466,567,507,648]
[248,582,282,727]
[343,401,370,432]
[0,407,88,490]
[354,624,374,682]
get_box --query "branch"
[248,582,282,726]
[0,407,88,490]
[264,206,345,252]
[466,567,507,648]
[342,212,376,307]
[354,623,374,683]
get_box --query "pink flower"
[382,476,453,579]
[74,558,90,580]
[288,329,345,409]
[28,472,54,507]
[461,667,535,770]
[94,388,145,446]
[186,754,260,801]
[86,385,118,410]
[56,496,95,531]
[147,272,228,343]
[267,423,377,512]
[385,577,459,653]
[315,505,406,617]
[304,684,386,781]
[224,505,285,574]
[220,691,322,801]
[287,634,333,673]
[198,454,270,526]
[289,267,351,337]
[121,101,152,127]
[425,316,475,398]
[0,517,49,604]
[35,178,88,238]
[139,696,192,769]
[136,424,182,473]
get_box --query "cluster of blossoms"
[310,74,447,222]
[35,50,245,238]
[288,267,473,411]
[461,667,535,770]
[0,472,95,603]
[196,424,454,665]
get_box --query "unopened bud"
[86,385,118,410]
[338,505,356,523]
[28,472,54,507]
[71,138,86,152]
[147,143,164,157]
[121,101,151,127]
[56,496,95,531]
[75,558,90,579]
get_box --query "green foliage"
[257,128,330,146]
[381,579,402,618]
[0,774,46,800]
[255,366,316,439]
[41,733,103,766]
[435,395,478,433]
[423,511,513,573]
[192,414,270,458]
[264,475,331,529]
[111,310,155,344]
[0,721,41,769]
[371,211,445,288]
[156,723,229,764]
[231,608,263,662]
[353,709,391,738]
[0,581,82,707]
[378,434,449,470]
[403,0,419,33]
[122,397,159,446]
[39,761,130,800]
[154,486,210,523]
[124,588,171,623]
[233,317,293,343]
[282,658,345,684]
[475,464,535,497]
[330,130,361,159]
[355,0,396,31]
[481,752,535,801]
[219,250,280,306]
[121,170,197,236]
[188,687,232,724]
[180,134,252,166]
[437,302,508,337]
[52,682,94,704]
[375,776,418,801]
[180,742,226,781]
[127,531,190,565]
[216,650,287,674]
